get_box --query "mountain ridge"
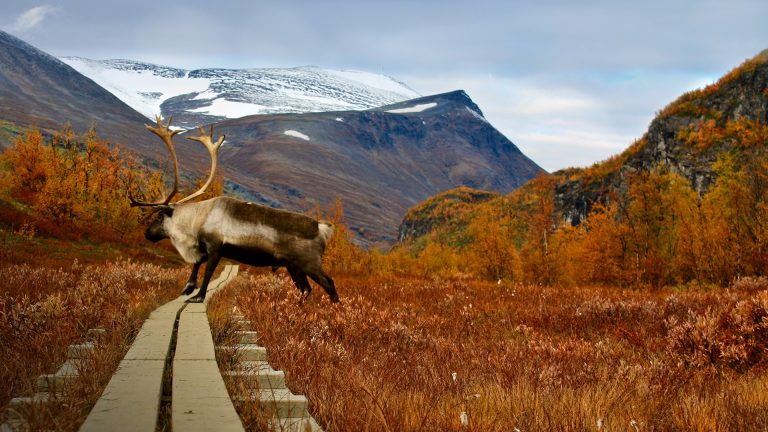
[193,89,543,244]
[0,30,543,246]
[60,56,421,128]
[0,30,155,154]
[399,48,768,245]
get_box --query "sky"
[3,1,768,172]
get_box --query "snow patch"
[193,90,219,100]
[465,107,488,123]
[387,102,437,114]
[335,117,344,122]
[323,68,421,98]
[189,99,267,118]
[280,88,356,107]
[284,130,310,141]
[59,57,211,120]
[61,56,423,126]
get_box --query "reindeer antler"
[129,115,181,207]
[128,118,224,207]
[174,125,225,205]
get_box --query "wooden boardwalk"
[80,264,241,432]
[3,264,322,432]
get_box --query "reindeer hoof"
[186,295,205,303]
[329,294,340,303]
[182,284,196,295]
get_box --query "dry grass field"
[210,270,768,432]
[0,232,184,430]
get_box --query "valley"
[0,30,541,245]
[1,21,768,431]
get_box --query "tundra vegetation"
[1,55,768,429]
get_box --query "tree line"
[3,124,767,288]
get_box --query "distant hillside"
[397,187,501,243]
[0,30,155,153]
[400,49,768,245]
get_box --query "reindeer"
[131,116,339,304]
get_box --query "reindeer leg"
[182,260,205,295]
[306,265,339,303]
[187,244,221,303]
[287,266,312,299]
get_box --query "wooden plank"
[173,265,242,432]
[80,265,238,432]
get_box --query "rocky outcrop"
[397,50,768,245]
[556,50,768,225]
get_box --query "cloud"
[4,0,765,171]
[12,5,57,32]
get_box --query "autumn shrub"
[0,260,183,428]
[0,126,160,243]
[666,290,768,371]
[321,198,373,275]
[732,276,768,292]
[2,129,48,195]
[209,272,768,431]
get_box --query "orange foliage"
[726,117,768,148]
[189,172,225,202]
[322,198,371,275]
[677,118,727,150]
[517,174,559,284]
[464,207,520,281]
[675,116,768,152]
[211,272,768,431]
[385,154,768,289]
[0,126,157,241]
[3,129,48,196]
[573,203,626,285]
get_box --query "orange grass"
[0,245,184,430]
[210,271,768,431]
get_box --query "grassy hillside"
[397,49,768,288]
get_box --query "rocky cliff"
[399,49,768,244]
[555,49,768,225]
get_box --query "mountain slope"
[195,90,543,244]
[0,31,542,245]
[554,48,768,225]
[60,57,421,128]
[0,30,156,153]
[398,49,768,245]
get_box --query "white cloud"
[12,5,57,32]
[517,131,639,170]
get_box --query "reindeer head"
[144,205,173,242]
[129,115,225,240]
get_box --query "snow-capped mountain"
[0,30,541,245]
[59,57,421,127]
